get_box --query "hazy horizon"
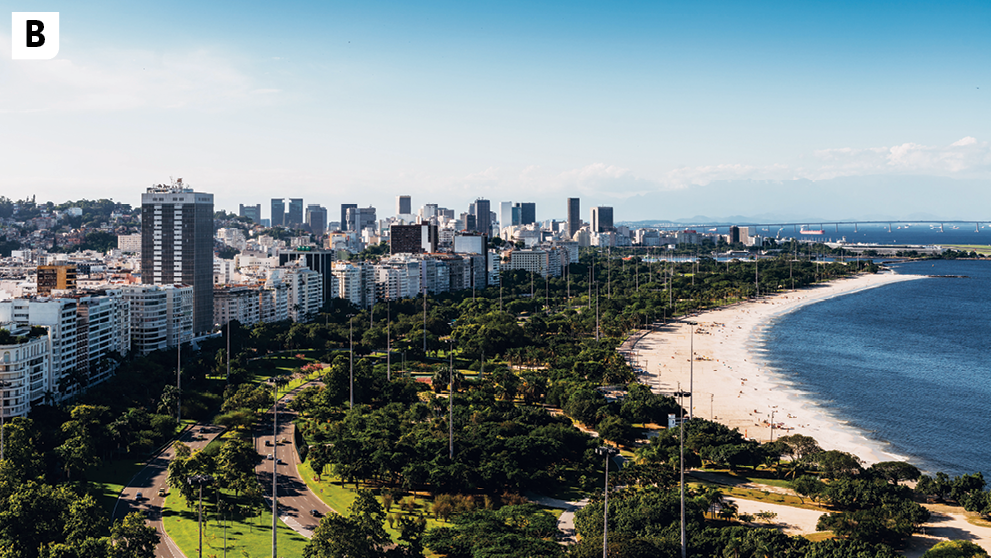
[3,1,989,222]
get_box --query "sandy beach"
[632,271,927,464]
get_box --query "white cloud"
[0,34,275,113]
[808,137,990,179]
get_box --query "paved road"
[113,424,225,558]
[254,381,333,539]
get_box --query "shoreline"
[632,271,928,465]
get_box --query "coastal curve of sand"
[632,270,928,465]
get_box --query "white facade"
[164,285,194,348]
[269,266,323,323]
[76,291,130,386]
[0,297,78,398]
[214,286,262,326]
[117,233,142,253]
[122,285,168,355]
[0,323,50,418]
[506,250,551,278]
[330,263,364,307]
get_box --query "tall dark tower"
[566,197,580,239]
[471,199,491,235]
[142,179,214,336]
[271,198,285,226]
[341,203,358,231]
[287,198,304,226]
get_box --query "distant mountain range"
[609,175,990,224]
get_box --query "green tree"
[303,489,390,558]
[109,512,160,558]
[921,540,990,558]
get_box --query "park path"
[112,423,225,558]
[526,493,589,544]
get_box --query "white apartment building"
[0,322,50,418]
[268,266,322,323]
[330,262,364,307]
[122,285,168,355]
[117,233,142,253]
[260,281,289,323]
[75,291,130,386]
[214,258,238,285]
[214,286,262,326]
[0,297,78,398]
[506,249,554,278]
[164,285,194,348]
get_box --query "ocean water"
[759,259,991,479]
[756,222,991,246]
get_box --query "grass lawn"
[942,244,991,255]
[87,458,148,516]
[718,486,828,512]
[803,531,835,542]
[162,491,309,558]
[297,461,448,541]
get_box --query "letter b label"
[12,12,59,59]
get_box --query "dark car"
[309,509,322,518]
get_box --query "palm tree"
[717,500,738,522]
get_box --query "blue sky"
[1,0,989,221]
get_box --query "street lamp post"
[448,333,454,460]
[595,446,619,558]
[348,314,355,409]
[188,474,214,558]
[0,380,10,462]
[271,380,278,558]
[387,296,391,381]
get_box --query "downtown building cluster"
[1,187,749,421]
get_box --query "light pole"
[271,379,278,558]
[0,380,10,462]
[188,474,213,558]
[448,331,454,460]
[348,314,355,409]
[679,382,686,558]
[770,410,776,442]
[177,337,182,424]
[595,446,619,558]
[386,296,391,381]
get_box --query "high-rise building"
[566,198,581,239]
[306,204,328,234]
[516,202,536,225]
[239,204,262,224]
[287,198,304,227]
[591,206,614,233]
[471,199,491,235]
[397,195,412,216]
[499,201,515,230]
[346,206,377,233]
[141,180,214,336]
[341,203,358,231]
[271,199,285,227]
[390,223,438,254]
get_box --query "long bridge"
[639,220,990,234]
